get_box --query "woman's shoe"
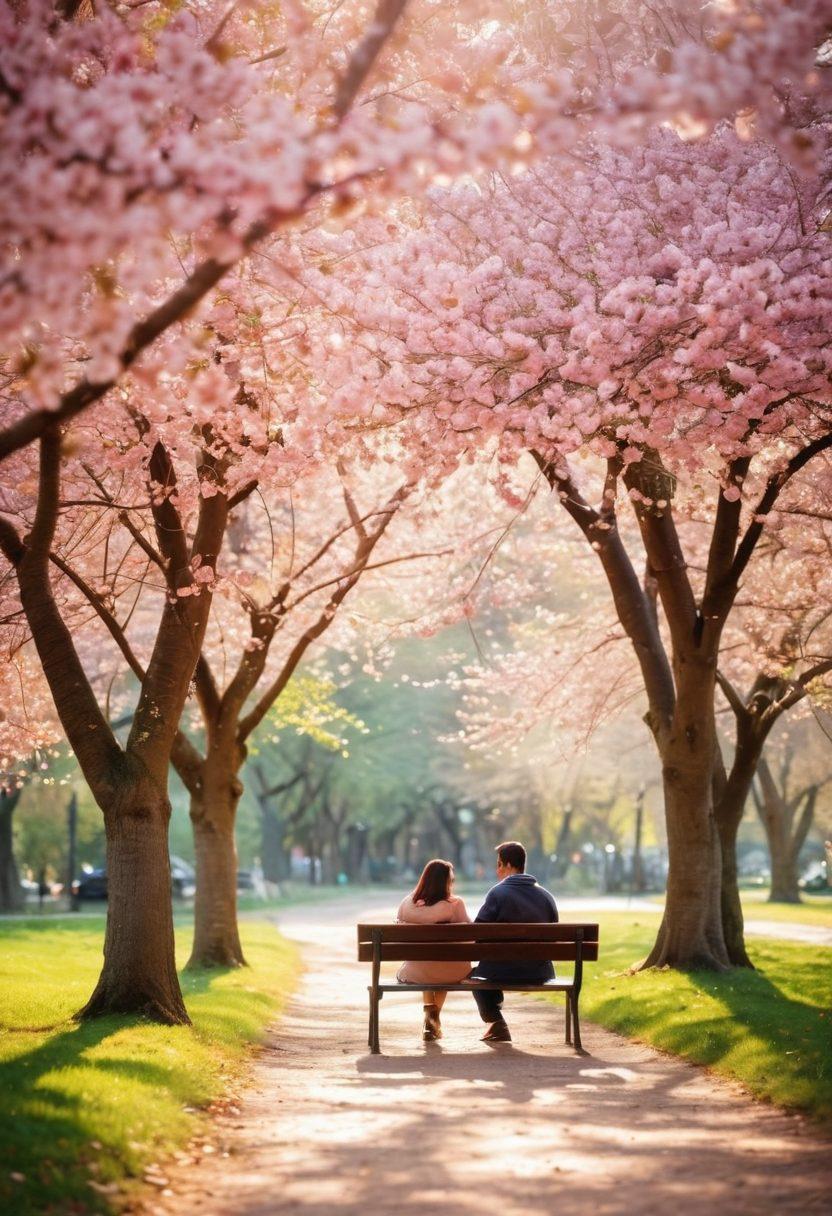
[423,1005,443,1040]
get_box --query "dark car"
[170,856,195,899]
[72,857,197,901]
[237,869,256,892]
[71,868,108,900]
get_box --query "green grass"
[563,912,832,1125]
[740,891,832,927]
[0,918,299,1215]
[646,891,832,928]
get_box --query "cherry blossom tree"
[300,124,832,969]
[0,0,500,1020]
[5,0,830,465]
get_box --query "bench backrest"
[357,922,600,963]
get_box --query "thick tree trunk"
[0,788,24,913]
[188,752,245,969]
[641,668,729,971]
[768,850,801,904]
[77,778,188,1024]
[643,773,727,969]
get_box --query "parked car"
[71,868,108,901]
[237,869,256,892]
[71,856,197,901]
[800,859,830,893]
[170,855,196,899]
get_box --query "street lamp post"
[67,791,79,912]
[632,785,646,895]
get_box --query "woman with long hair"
[396,858,471,1041]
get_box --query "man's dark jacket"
[471,873,559,984]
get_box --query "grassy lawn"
[645,891,832,928]
[740,891,832,927]
[563,912,832,1125]
[0,918,299,1216]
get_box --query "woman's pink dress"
[396,893,472,984]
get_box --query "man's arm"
[474,886,503,923]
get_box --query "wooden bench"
[357,922,599,1055]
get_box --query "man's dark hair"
[495,841,526,872]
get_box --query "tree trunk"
[0,787,24,913]
[754,759,816,905]
[76,777,188,1024]
[716,810,754,965]
[259,801,292,884]
[768,849,801,904]
[187,750,246,969]
[641,669,729,971]
[713,743,755,968]
[551,807,574,880]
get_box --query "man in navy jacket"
[470,840,559,1042]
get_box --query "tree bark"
[768,850,802,904]
[0,787,24,913]
[551,807,574,880]
[754,758,817,905]
[187,747,246,969]
[640,661,729,970]
[77,768,188,1023]
[712,735,756,968]
[715,805,753,966]
[259,801,292,885]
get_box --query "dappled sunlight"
[146,899,832,1216]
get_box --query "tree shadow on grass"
[685,961,832,1120]
[0,961,258,1216]
[587,957,832,1124]
[0,1017,131,1216]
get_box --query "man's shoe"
[482,1019,511,1042]
[423,1005,442,1041]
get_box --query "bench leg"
[370,990,381,1054]
[564,991,572,1045]
[571,991,583,1054]
[368,990,374,1049]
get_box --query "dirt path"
[140,894,830,1216]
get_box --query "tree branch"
[533,450,676,736]
[332,0,409,120]
[14,431,122,791]
[715,669,749,721]
[0,3,412,468]
[730,431,832,587]
[47,552,146,683]
[238,484,410,741]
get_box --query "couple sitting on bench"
[396,840,558,1043]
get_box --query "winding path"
[139,893,831,1216]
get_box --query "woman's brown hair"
[411,859,454,906]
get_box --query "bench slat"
[357,941,599,962]
[375,980,574,992]
[356,922,599,943]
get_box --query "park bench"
[357,921,599,1055]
